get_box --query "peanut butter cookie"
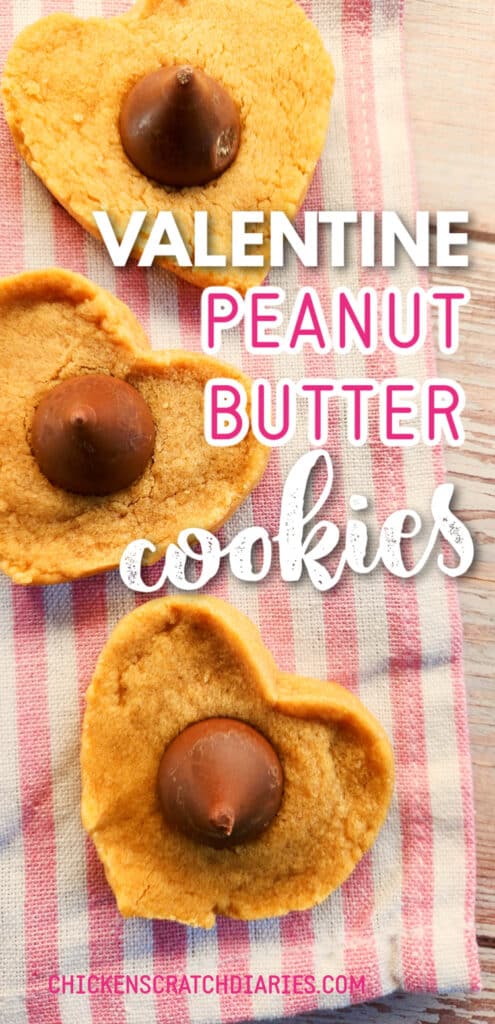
[2,0,334,291]
[0,270,268,584]
[81,596,394,927]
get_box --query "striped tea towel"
[0,0,480,1021]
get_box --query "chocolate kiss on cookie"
[0,270,269,584]
[158,718,284,848]
[119,65,241,187]
[81,596,394,927]
[2,0,334,292]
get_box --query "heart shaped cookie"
[2,0,334,292]
[0,269,269,584]
[81,596,394,927]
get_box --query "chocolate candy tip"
[119,65,240,188]
[31,373,155,496]
[158,718,284,849]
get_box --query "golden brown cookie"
[0,269,269,584]
[81,596,394,927]
[2,0,335,292]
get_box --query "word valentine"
[94,210,469,269]
[120,450,474,594]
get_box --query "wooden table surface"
[286,2,495,1021]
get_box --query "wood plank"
[404,0,495,236]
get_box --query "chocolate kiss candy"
[158,718,284,848]
[31,374,155,496]
[119,65,241,187]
